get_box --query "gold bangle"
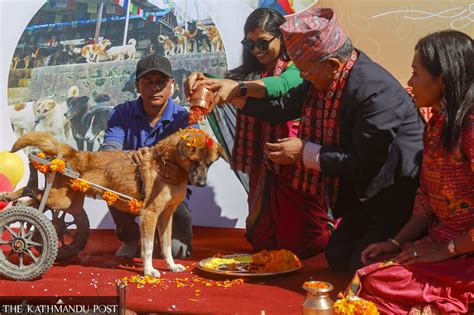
[387,238,401,249]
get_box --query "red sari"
[350,110,474,313]
[233,60,333,258]
[242,52,358,257]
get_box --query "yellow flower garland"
[32,152,50,174]
[128,199,143,214]
[70,178,91,192]
[103,191,119,205]
[50,159,66,172]
[31,151,144,214]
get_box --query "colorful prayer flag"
[258,0,295,15]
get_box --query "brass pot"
[302,281,334,315]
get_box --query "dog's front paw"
[169,263,186,273]
[144,267,161,278]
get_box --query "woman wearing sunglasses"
[185,8,333,258]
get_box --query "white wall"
[0,0,250,229]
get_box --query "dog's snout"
[190,175,207,187]
[196,179,206,187]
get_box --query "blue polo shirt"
[102,97,198,204]
[102,97,197,150]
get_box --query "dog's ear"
[32,100,39,111]
[217,144,229,163]
[47,100,57,110]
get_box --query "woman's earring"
[280,45,290,61]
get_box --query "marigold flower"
[69,178,90,192]
[50,159,66,172]
[32,152,50,173]
[128,198,143,214]
[334,296,379,315]
[32,162,50,174]
[102,191,119,205]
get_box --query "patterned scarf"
[231,58,291,174]
[292,50,358,208]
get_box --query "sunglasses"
[241,36,277,52]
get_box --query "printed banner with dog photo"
[3,0,472,230]
[4,0,317,229]
[2,0,308,229]
[7,0,229,153]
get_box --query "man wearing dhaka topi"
[229,5,425,271]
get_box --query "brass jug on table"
[302,281,334,315]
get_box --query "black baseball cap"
[136,55,173,80]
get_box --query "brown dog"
[2,128,227,277]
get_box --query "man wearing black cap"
[101,55,197,258]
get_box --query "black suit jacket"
[241,50,424,211]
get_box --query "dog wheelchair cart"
[0,152,135,280]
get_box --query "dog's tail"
[11,131,75,158]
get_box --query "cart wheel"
[0,205,58,280]
[43,208,90,261]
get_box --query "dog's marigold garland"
[102,191,119,205]
[128,199,143,214]
[32,151,143,214]
[31,152,51,174]
[70,178,91,192]
[50,159,66,172]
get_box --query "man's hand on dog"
[128,148,179,181]
[128,147,150,165]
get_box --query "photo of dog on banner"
[3,0,231,279]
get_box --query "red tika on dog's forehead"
[179,127,214,148]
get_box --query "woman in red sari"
[351,30,474,314]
